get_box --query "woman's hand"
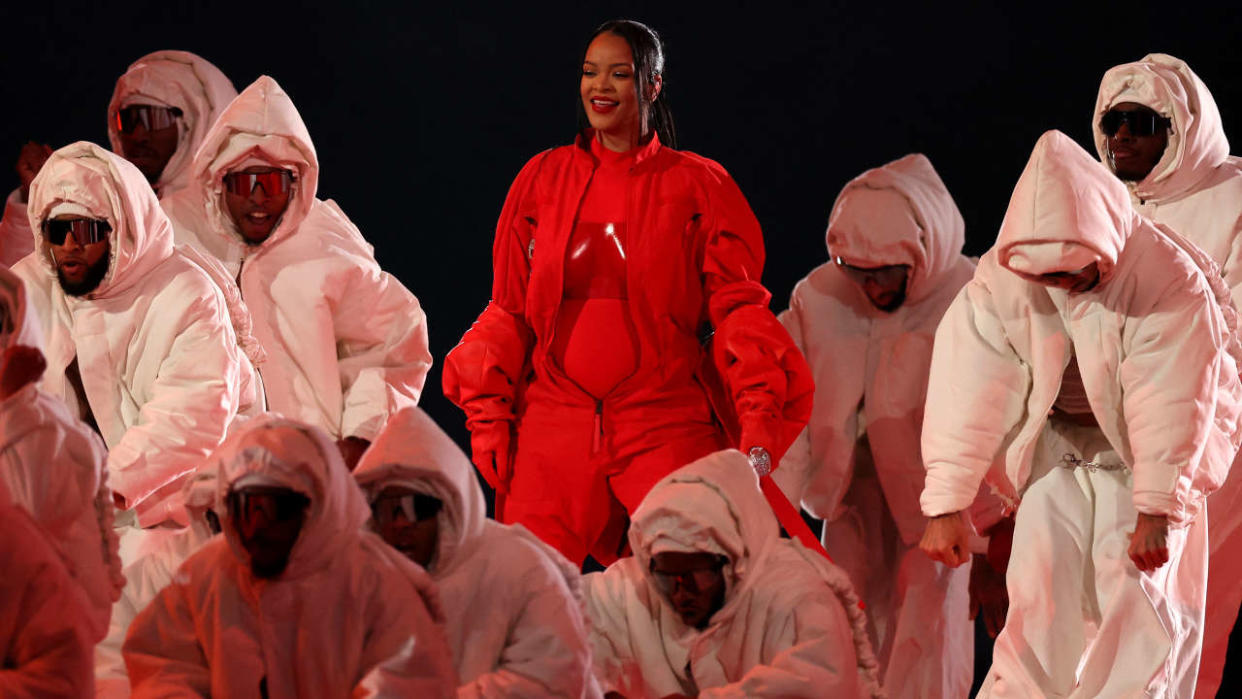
[469,420,514,493]
[919,511,971,568]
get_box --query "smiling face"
[581,32,654,152]
[223,165,295,245]
[1103,101,1169,182]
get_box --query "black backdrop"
[4,0,1242,690]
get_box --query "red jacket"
[445,133,811,474]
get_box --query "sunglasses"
[650,556,726,595]
[834,257,909,285]
[1100,109,1171,137]
[223,170,294,197]
[114,105,182,134]
[228,488,310,528]
[371,492,443,527]
[43,218,111,246]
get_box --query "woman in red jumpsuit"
[445,19,812,566]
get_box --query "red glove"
[469,420,514,493]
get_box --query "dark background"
[4,0,1241,692]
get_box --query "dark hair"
[577,19,677,149]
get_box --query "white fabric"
[980,420,1208,696]
[0,496,95,697]
[1093,54,1242,695]
[167,75,431,441]
[354,407,599,698]
[123,415,458,697]
[921,130,1242,524]
[106,50,238,199]
[0,263,123,645]
[773,154,975,696]
[920,131,1242,695]
[12,141,247,528]
[584,449,881,698]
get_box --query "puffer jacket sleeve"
[353,557,458,698]
[772,291,814,502]
[0,507,94,699]
[442,154,544,431]
[1121,269,1239,522]
[698,587,861,699]
[333,255,432,442]
[460,549,597,699]
[920,274,1030,517]
[700,165,813,460]
[122,575,212,696]
[107,282,240,523]
[1222,214,1242,311]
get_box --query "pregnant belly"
[551,298,640,399]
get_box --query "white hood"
[827,153,968,305]
[213,415,370,581]
[191,75,318,252]
[107,51,237,198]
[1093,53,1230,204]
[997,130,1135,282]
[354,407,486,578]
[26,141,175,300]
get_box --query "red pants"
[504,396,726,566]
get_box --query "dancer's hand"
[1128,512,1170,572]
[336,436,371,472]
[919,511,971,567]
[16,141,52,203]
[969,553,1009,638]
[0,344,46,399]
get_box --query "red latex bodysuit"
[445,132,813,565]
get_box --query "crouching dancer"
[124,416,457,697]
[583,449,883,698]
[355,407,600,698]
[919,130,1242,697]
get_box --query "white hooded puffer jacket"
[170,75,431,441]
[0,50,236,266]
[920,130,1242,524]
[12,141,247,528]
[124,415,458,697]
[0,264,122,643]
[584,449,883,699]
[0,486,95,698]
[1093,54,1242,305]
[107,50,238,199]
[354,407,599,698]
[775,154,975,543]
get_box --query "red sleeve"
[698,164,814,463]
[442,152,546,431]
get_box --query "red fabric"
[444,131,812,564]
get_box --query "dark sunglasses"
[223,170,294,197]
[371,492,443,527]
[43,218,111,246]
[649,555,727,595]
[1100,109,1171,137]
[228,488,310,527]
[114,105,182,134]
[834,257,909,284]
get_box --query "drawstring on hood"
[1093,53,1230,204]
